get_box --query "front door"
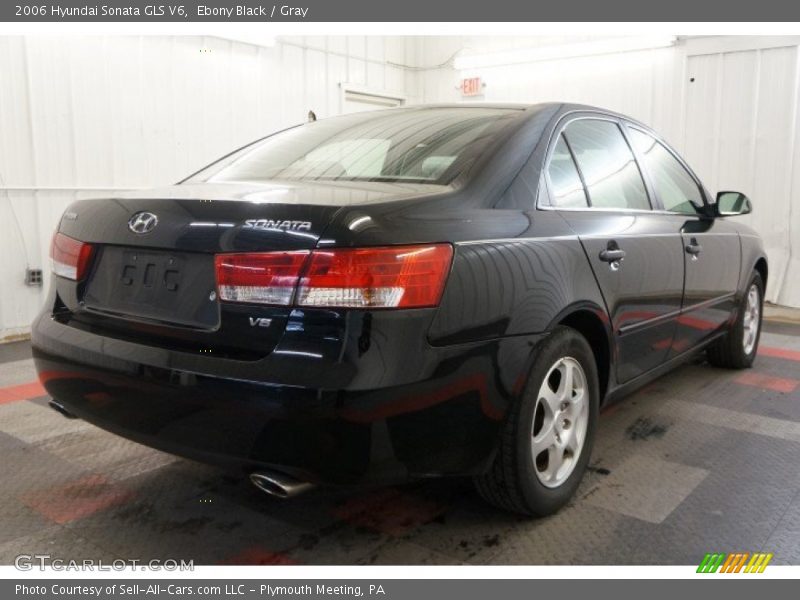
[625,127,740,355]
[675,217,740,352]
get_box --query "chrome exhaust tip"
[48,400,79,419]
[249,471,314,499]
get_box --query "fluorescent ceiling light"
[453,36,677,70]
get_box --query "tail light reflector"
[50,233,94,281]
[215,251,309,305]
[214,244,453,309]
[297,245,453,308]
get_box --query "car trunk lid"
[51,180,445,359]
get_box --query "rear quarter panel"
[429,209,608,344]
[735,221,768,294]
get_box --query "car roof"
[397,102,649,128]
[395,101,607,111]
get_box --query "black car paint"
[31,103,767,485]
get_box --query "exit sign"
[460,77,483,97]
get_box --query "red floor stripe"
[759,346,800,362]
[332,488,448,536]
[734,371,799,394]
[0,380,46,405]
[600,402,621,417]
[219,548,298,566]
[19,474,134,525]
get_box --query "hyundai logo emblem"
[128,212,158,234]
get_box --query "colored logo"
[697,552,773,573]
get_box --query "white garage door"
[683,47,800,306]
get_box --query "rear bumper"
[32,310,546,485]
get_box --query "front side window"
[189,108,519,185]
[547,134,588,208]
[563,119,651,210]
[628,128,705,215]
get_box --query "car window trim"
[621,122,712,216]
[539,113,655,214]
[545,132,592,209]
[617,122,664,212]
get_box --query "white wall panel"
[754,47,799,306]
[682,54,720,183]
[424,45,684,148]
[325,36,347,56]
[0,38,36,186]
[685,46,800,305]
[789,98,800,308]
[279,43,306,130]
[347,36,367,60]
[366,37,385,65]
[25,38,78,187]
[348,57,367,86]
[326,53,348,116]
[385,37,405,65]
[719,52,759,192]
[366,60,385,90]
[305,48,329,117]
[385,65,405,95]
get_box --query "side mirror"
[715,191,752,217]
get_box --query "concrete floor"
[1,319,799,565]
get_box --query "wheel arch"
[549,303,613,403]
[754,256,768,289]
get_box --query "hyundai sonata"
[33,103,766,515]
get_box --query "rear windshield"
[189,108,519,185]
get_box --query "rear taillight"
[215,251,310,305]
[297,245,453,308]
[50,233,94,281]
[214,244,453,309]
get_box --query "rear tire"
[474,326,599,516]
[707,271,763,369]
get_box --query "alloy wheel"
[531,357,589,488]
[742,283,760,355]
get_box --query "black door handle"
[599,248,626,262]
[685,238,703,255]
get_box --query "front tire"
[707,271,763,369]
[474,326,599,516]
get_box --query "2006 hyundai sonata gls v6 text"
[33,103,767,515]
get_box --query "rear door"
[625,126,741,353]
[543,116,685,384]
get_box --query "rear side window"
[563,119,651,210]
[628,128,705,215]
[547,135,588,208]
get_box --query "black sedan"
[33,103,766,515]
